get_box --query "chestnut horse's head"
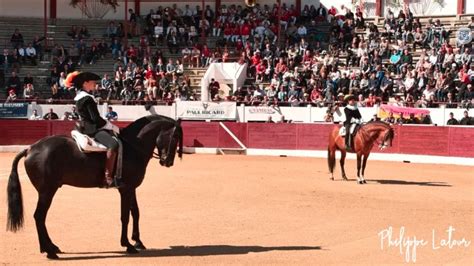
[365,121,394,150]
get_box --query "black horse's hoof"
[47,253,59,259]
[52,245,62,254]
[126,246,139,254]
[134,242,147,250]
[358,181,364,184]
[362,180,367,184]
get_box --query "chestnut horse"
[327,121,394,184]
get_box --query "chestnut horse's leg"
[361,154,369,184]
[339,150,348,181]
[328,147,336,180]
[119,189,139,254]
[356,154,363,184]
[130,189,146,250]
[34,187,61,259]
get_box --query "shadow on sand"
[332,178,450,187]
[58,245,322,261]
[369,179,451,187]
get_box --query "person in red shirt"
[223,23,232,41]
[365,93,377,107]
[255,60,267,83]
[201,44,212,67]
[231,23,240,42]
[275,58,288,78]
[145,65,156,80]
[240,22,251,42]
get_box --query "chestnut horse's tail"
[7,149,27,232]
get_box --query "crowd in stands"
[1,4,474,125]
[226,5,474,112]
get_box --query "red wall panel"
[448,127,474,157]
[296,123,334,150]
[181,122,219,147]
[247,123,298,149]
[0,120,49,145]
[397,126,450,156]
[218,122,247,148]
[51,121,75,136]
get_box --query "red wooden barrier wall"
[1,120,473,158]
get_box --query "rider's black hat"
[65,71,101,88]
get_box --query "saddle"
[339,124,360,136]
[340,124,361,152]
[71,130,108,152]
[71,130,124,184]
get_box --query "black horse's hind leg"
[34,187,61,259]
[361,154,369,184]
[340,150,348,181]
[130,190,146,250]
[119,189,139,254]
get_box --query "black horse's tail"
[7,149,27,232]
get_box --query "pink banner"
[379,104,430,117]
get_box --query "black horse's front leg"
[131,190,146,250]
[119,189,138,254]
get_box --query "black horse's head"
[156,119,183,167]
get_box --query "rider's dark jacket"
[75,90,107,136]
[344,105,362,126]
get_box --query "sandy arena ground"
[0,153,472,265]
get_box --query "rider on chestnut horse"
[343,95,362,152]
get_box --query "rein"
[120,124,181,161]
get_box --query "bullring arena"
[0,153,473,265]
[1,0,474,264]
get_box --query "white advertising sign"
[176,101,237,120]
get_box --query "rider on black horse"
[343,94,362,152]
[65,71,122,188]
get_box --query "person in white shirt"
[25,43,37,65]
[297,25,307,38]
[29,109,42,120]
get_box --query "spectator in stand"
[67,25,79,39]
[460,110,473,125]
[7,71,21,93]
[43,108,59,120]
[10,29,24,49]
[29,109,42,120]
[23,83,35,99]
[5,89,17,102]
[446,112,459,125]
[79,26,91,39]
[384,112,396,124]
[0,49,12,74]
[105,21,118,39]
[209,78,220,100]
[105,106,118,121]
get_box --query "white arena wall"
[26,102,474,126]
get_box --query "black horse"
[7,114,183,259]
